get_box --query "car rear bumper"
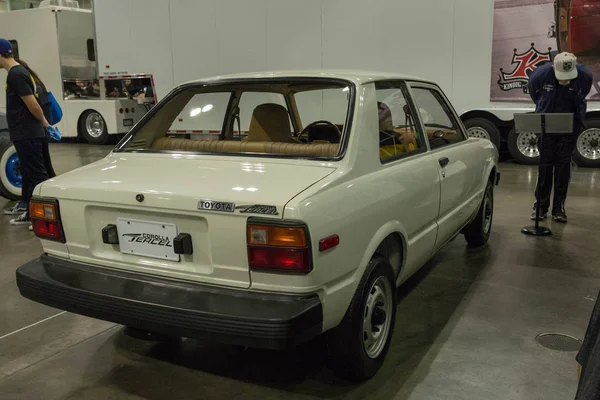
[16,255,323,350]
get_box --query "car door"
[408,83,485,250]
[374,81,441,280]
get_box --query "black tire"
[463,181,494,247]
[507,127,540,165]
[463,118,501,149]
[78,110,109,145]
[0,134,21,201]
[324,256,397,381]
[573,119,600,168]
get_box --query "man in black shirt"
[0,39,49,226]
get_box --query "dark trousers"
[13,138,49,216]
[42,136,56,178]
[534,132,576,215]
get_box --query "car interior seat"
[246,103,294,142]
[378,102,396,146]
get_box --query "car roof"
[184,70,434,86]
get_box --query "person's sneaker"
[531,211,548,221]
[9,212,31,226]
[3,202,27,216]
[553,212,568,223]
[28,224,33,231]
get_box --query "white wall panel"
[170,0,218,85]
[95,0,173,99]
[452,0,496,113]
[322,0,455,97]
[94,0,131,75]
[215,0,267,75]
[127,0,174,99]
[265,0,322,70]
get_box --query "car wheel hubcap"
[576,129,600,160]
[5,151,22,188]
[86,113,105,138]
[483,191,493,235]
[467,127,490,140]
[517,132,539,158]
[363,276,393,359]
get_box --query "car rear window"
[118,79,353,160]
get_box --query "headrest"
[378,102,393,131]
[247,103,293,142]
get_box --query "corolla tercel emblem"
[197,200,235,213]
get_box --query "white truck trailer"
[0,3,157,199]
[91,0,600,168]
[0,5,156,145]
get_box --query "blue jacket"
[527,63,593,131]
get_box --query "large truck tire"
[463,118,501,149]
[0,133,22,200]
[507,127,540,165]
[78,110,109,145]
[573,119,600,168]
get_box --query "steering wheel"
[297,120,342,143]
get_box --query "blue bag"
[47,92,63,125]
[47,126,61,142]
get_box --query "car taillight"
[30,198,65,243]
[247,220,311,273]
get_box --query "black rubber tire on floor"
[463,181,494,247]
[572,119,600,168]
[0,133,21,201]
[324,256,397,381]
[507,127,540,165]
[78,110,109,145]
[463,118,501,150]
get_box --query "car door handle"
[438,157,450,167]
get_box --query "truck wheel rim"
[576,129,600,160]
[517,132,539,158]
[363,275,393,359]
[86,112,105,138]
[1,145,22,195]
[467,127,491,140]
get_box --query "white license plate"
[117,218,179,262]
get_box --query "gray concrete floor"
[0,143,599,400]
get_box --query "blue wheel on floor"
[0,133,22,201]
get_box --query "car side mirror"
[433,130,445,139]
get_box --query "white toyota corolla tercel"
[17,70,499,381]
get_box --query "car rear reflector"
[319,234,340,252]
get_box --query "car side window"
[375,81,427,162]
[410,87,465,150]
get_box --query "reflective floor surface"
[0,143,599,400]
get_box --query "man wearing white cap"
[527,52,593,223]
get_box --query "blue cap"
[0,39,13,55]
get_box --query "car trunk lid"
[39,153,336,288]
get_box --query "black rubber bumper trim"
[16,255,323,350]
